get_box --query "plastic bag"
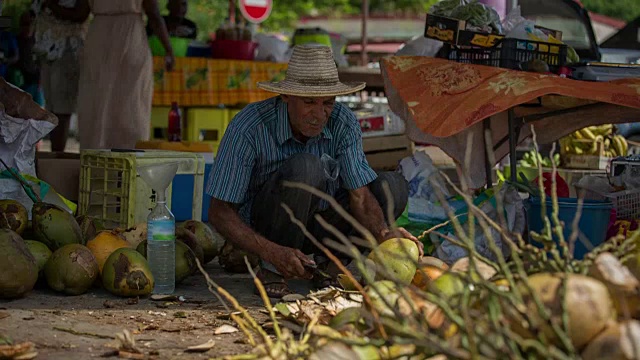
[430,0,503,34]
[254,33,290,63]
[430,184,524,265]
[574,176,613,201]
[397,151,463,224]
[0,171,76,215]
[501,6,526,34]
[0,78,58,218]
[429,0,468,17]
[395,36,443,57]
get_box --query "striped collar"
[275,97,333,145]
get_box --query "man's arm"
[208,198,313,279]
[45,0,90,23]
[348,186,424,256]
[348,186,388,242]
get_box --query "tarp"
[381,56,640,188]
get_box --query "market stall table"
[381,56,640,188]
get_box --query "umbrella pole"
[484,119,493,189]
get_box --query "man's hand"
[264,244,315,280]
[381,227,424,258]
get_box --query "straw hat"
[257,45,366,97]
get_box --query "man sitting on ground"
[207,45,422,298]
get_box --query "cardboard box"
[35,152,80,203]
[424,13,504,47]
[363,135,414,170]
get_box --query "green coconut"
[367,238,419,285]
[136,240,197,284]
[179,220,221,264]
[365,280,402,317]
[24,240,52,273]
[32,202,83,250]
[0,229,38,298]
[102,248,154,297]
[218,240,260,273]
[0,200,29,235]
[44,244,99,295]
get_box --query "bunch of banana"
[560,125,628,157]
[520,149,560,168]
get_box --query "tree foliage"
[4,0,639,40]
[580,0,640,22]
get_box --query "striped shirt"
[205,96,377,224]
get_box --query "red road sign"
[238,0,273,24]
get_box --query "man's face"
[168,0,188,18]
[282,95,335,141]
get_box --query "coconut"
[450,257,497,281]
[86,230,132,274]
[411,265,446,291]
[367,238,419,285]
[0,200,28,235]
[179,220,220,264]
[581,320,640,360]
[365,280,402,317]
[115,223,147,248]
[516,273,615,350]
[175,227,205,264]
[0,229,38,298]
[102,248,154,297]
[588,252,640,318]
[418,256,449,270]
[44,244,99,295]
[218,241,260,273]
[75,215,98,244]
[32,202,83,250]
[136,240,197,285]
[24,240,52,273]
[427,272,466,299]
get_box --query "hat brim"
[257,80,366,97]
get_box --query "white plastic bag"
[398,151,454,224]
[395,36,443,57]
[0,79,58,218]
[431,185,524,265]
[254,33,290,63]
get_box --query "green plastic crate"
[78,150,204,229]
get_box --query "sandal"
[255,268,293,299]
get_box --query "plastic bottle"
[147,192,176,294]
[168,101,181,142]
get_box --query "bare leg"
[50,114,71,152]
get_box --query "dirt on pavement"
[0,262,278,360]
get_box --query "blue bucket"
[526,197,612,259]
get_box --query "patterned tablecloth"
[152,57,287,106]
[381,56,640,187]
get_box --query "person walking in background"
[147,0,197,40]
[16,11,45,107]
[32,0,90,152]
[76,0,174,150]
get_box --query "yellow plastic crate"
[78,150,205,229]
[185,108,229,154]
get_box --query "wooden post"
[229,0,236,23]
[361,0,369,66]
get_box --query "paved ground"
[0,261,292,360]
